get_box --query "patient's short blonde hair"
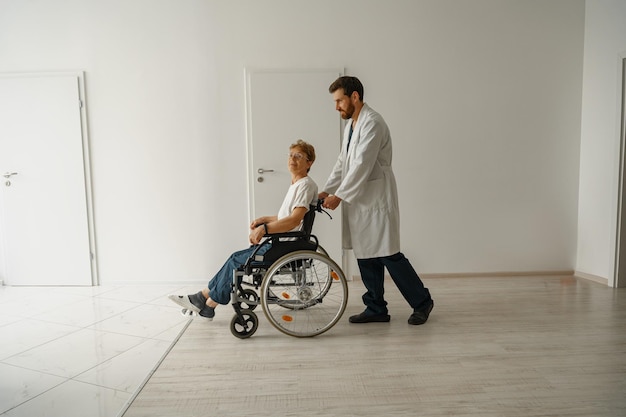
[290,139,316,164]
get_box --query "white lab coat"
[323,103,401,259]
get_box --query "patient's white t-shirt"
[277,176,318,232]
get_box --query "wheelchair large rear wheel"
[260,250,348,337]
[316,244,328,257]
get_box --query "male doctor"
[319,76,434,325]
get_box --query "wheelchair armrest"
[263,231,307,239]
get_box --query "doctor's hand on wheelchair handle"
[320,194,341,210]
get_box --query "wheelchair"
[228,200,348,339]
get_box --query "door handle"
[4,172,18,187]
[257,168,274,174]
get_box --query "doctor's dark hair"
[290,139,316,172]
[329,76,364,101]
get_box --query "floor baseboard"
[574,270,609,286]
[351,270,577,281]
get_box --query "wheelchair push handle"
[313,199,332,220]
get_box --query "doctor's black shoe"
[408,299,434,325]
[349,311,391,323]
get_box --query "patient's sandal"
[197,306,215,320]
[180,307,215,321]
[168,291,206,313]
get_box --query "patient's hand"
[249,225,264,245]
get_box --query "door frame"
[0,71,98,286]
[615,58,626,288]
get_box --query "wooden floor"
[122,276,626,417]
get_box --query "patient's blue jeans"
[207,245,268,305]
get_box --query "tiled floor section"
[0,284,197,417]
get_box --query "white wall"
[577,0,626,286]
[0,0,585,284]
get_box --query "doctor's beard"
[340,102,355,119]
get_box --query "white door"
[0,74,94,286]
[245,68,343,264]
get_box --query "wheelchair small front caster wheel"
[239,289,259,310]
[230,309,258,339]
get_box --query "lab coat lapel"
[344,103,369,165]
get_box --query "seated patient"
[169,139,318,320]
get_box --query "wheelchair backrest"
[301,203,317,235]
